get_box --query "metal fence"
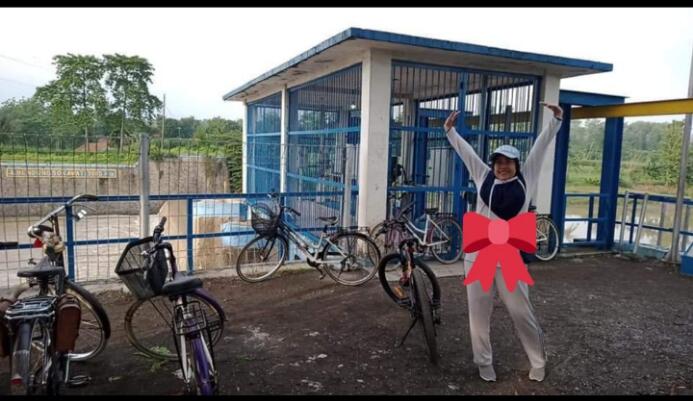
[562,191,693,256]
[0,129,367,289]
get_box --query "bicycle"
[115,217,224,395]
[235,193,382,286]
[377,239,442,365]
[2,226,97,394]
[528,205,560,262]
[0,194,111,364]
[370,200,463,265]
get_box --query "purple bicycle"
[115,217,225,395]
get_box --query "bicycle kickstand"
[395,316,419,348]
[315,264,327,280]
[64,358,91,388]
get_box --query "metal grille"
[247,92,282,194]
[286,64,362,227]
[388,61,540,221]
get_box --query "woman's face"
[493,155,517,181]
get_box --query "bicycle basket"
[173,301,208,337]
[250,202,280,236]
[115,237,169,300]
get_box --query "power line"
[0,76,39,88]
[0,54,53,72]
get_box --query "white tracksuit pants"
[464,263,546,369]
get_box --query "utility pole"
[666,46,693,264]
[161,93,166,148]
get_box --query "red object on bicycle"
[462,212,536,293]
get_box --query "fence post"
[139,133,150,238]
[619,191,629,253]
[65,205,76,281]
[634,193,649,254]
[342,145,354,228]
[187,198,194,274]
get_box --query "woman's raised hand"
[444,110,461,132]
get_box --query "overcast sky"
[1,7,692,122]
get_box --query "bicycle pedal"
[393,286,406,299]
[67,375,91,387]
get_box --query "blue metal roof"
[559,89,626,106]
[223,27,613,101]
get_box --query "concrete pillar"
[280,86,289,193]
[535,74,561,214]
[358,49,392,229]
[242,101,248,194]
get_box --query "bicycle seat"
[528,205,537,212]
[424,207,438,215]
[17,257,64,280]
[318,216,338,226]
[161,275,203,296]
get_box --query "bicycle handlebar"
[153,217,167,242]
[27,194,99,239]
[282,206,301,217]
[263,192,301,217]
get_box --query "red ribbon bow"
[462,212,537,292]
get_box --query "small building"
[76,137,110,152]
[223,27,612,236]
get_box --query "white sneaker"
[529,366,545,382]
[478,365,496,382]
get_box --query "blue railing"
[562,192,609,247]
[562,191,693,253]
[0,191,352,282]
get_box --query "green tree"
[34,54,107,145]
[646,121,685,185]
[193,117,239,145]
[103,54,162,152]
[0,98,51,135]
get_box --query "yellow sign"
[4,167,118,179]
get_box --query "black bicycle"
[1,194,111,363]
[377,239,442,365]
[236,193,381,286]
[115,217,224,395]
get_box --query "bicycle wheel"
[64,281,110,362]
[377,253,409,305]
[412,268,439,365]
[369,221,397,255]
[535,216,560,261]
[124,293,224,361]
[9,321,43,395]
[235,234,288,283]
[320,232,381,286]
[429,216,463,264]
[190,336,217,395]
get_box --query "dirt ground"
[2,253,693,395]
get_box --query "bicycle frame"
[5,279,62,393]
[146,222,222,395]
[172,296,216,393]
[402,215,450,248]
[270,202,348,264]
